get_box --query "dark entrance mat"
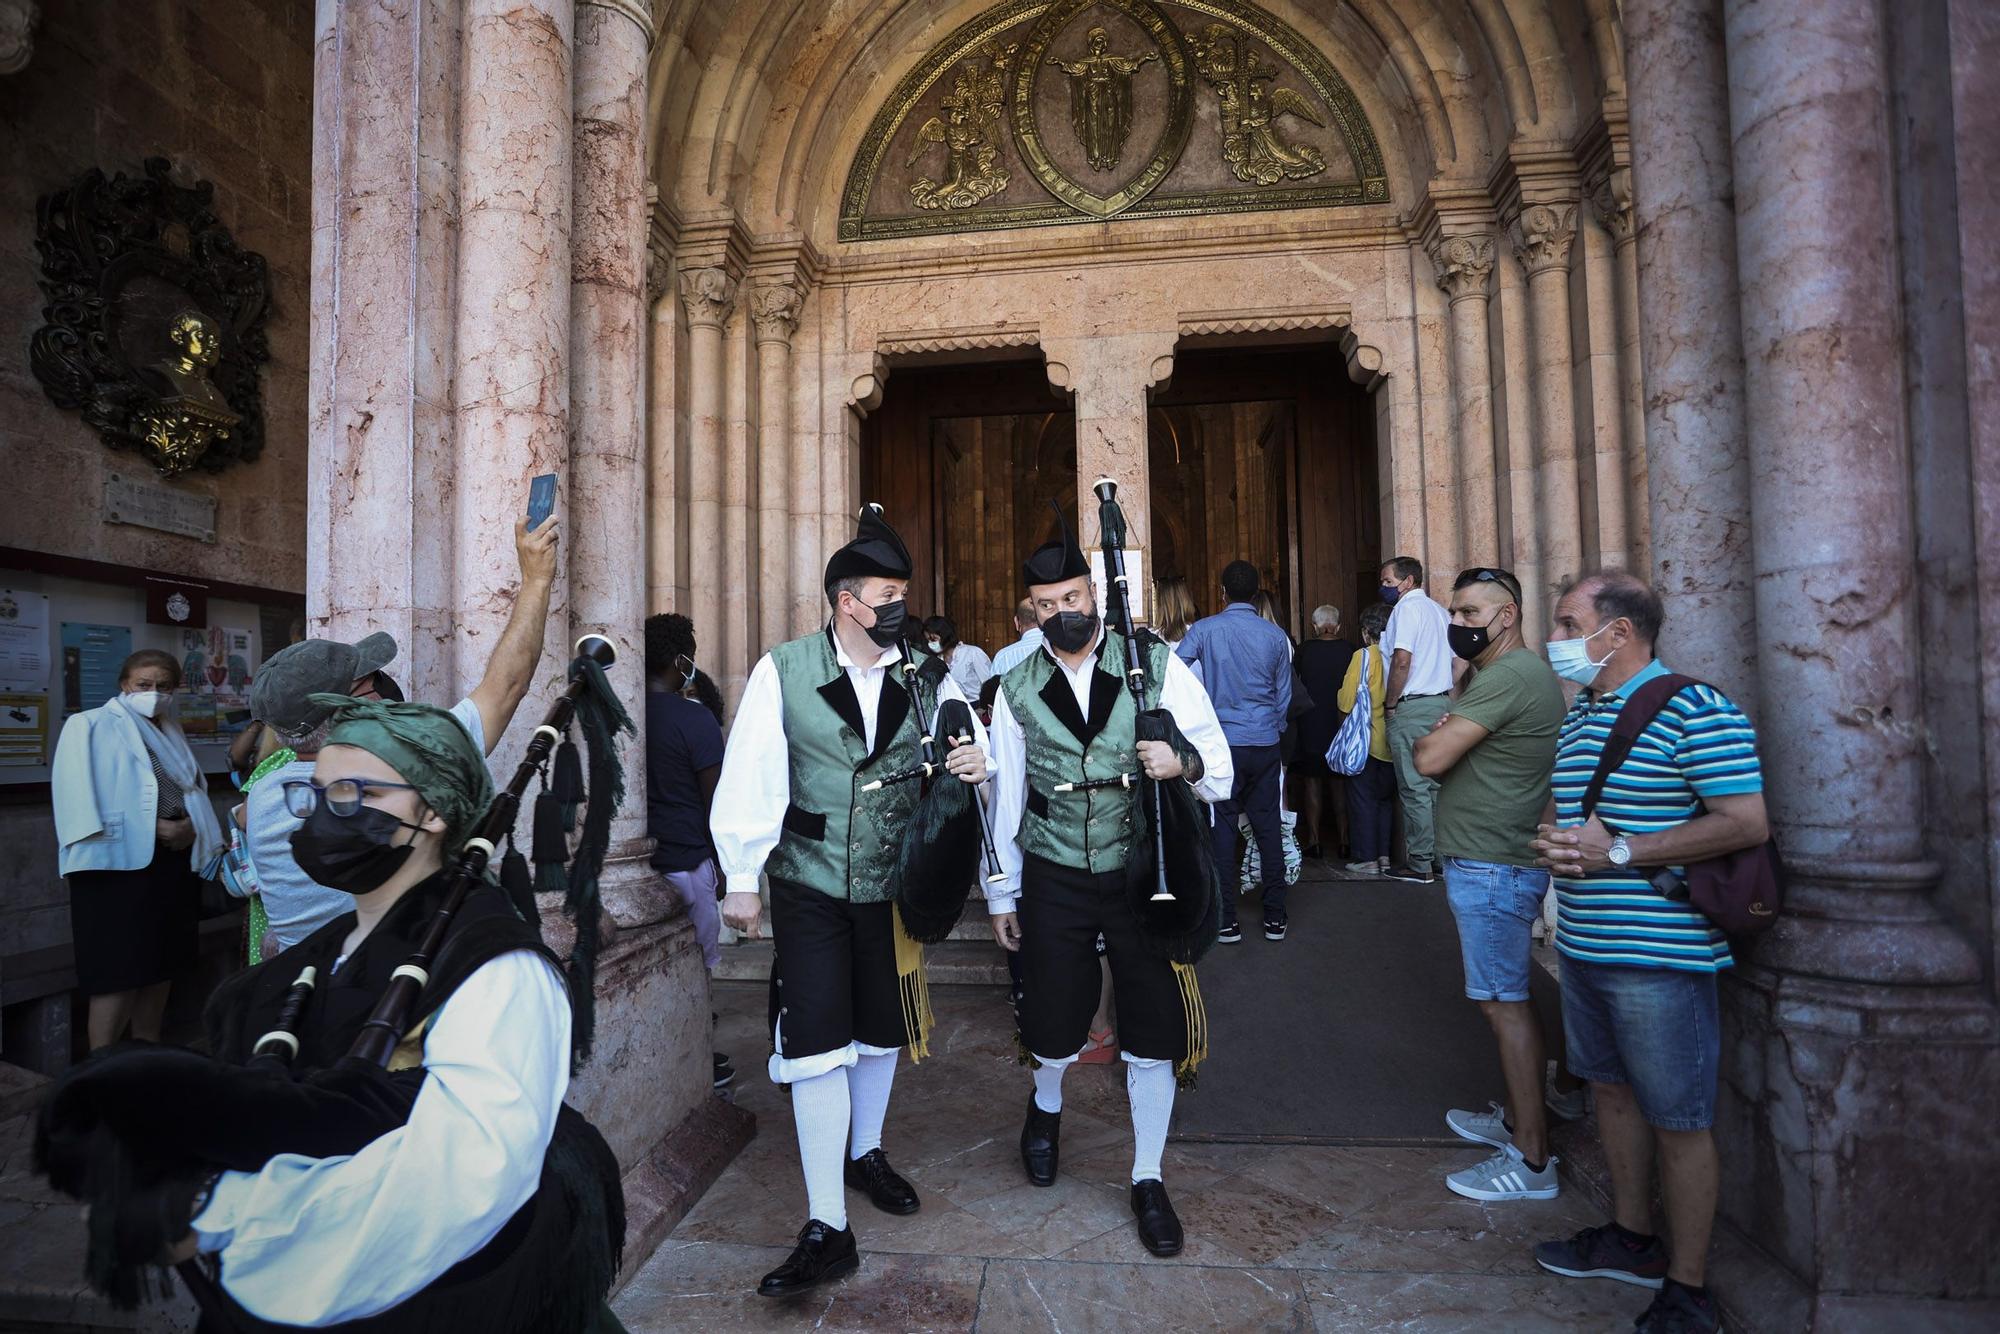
[1171,865,1544,1145]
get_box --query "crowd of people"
[43,485,1767,1333]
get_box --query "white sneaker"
[1446,1145,1560,1202]
[1342,860,1381,876]
[1445,1100,1512,1149]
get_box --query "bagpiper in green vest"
[1001,629,1177,876]
[763,628,934,903]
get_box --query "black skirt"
[67,842,201,994]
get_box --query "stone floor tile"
[847,1194,1031,1260]
[1237,1144,1458,1216]
[1166,1173,1345,1266]
[903,1126,1046,1208]
[959,1176,1136,1259]
[1301,1269,1648,1332]
[976,1258,1311,1332]
[670,1163,803,1249]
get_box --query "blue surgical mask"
[1379,585,1402,605]
[1548,623,1615,686]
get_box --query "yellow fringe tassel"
[893,904,934,1063]
[1171,960,1208,1086]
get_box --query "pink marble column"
[569,0,652,909]
[1625,0,1757,703]
[787,317,822,639]
[1043,334,1176,572]
[1590,167,1649,568]
[1429,233,1500,569]
[752,281,803,655]
[644,234,682,615]
[1724,0,1975,986]
[678,266,736,690]
[451,0,574,760]
[1510,203,1584,612]
[307,0,461,696]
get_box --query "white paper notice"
[0,590,51,694]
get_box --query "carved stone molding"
[750,283,805,346]
[1427,234,1496,303]
[1341,332,1385,389]
[577,0,657,43]
[1588,166,1635,248]
[0,0,37,76]
[677,266,738,329]
[1510,203,1578,277]
[847,354,891,415]
[876,324,1040,356]
[1177,307,1352,339]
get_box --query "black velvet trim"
[781,803,827,842]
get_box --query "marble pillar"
[1591,167,1649,568]
[752,281,803,655]
[787,306,822,639]
[1625,0,1757,703]
[1430,234,1500,570]
[567,0,653,912]
[1042,334,1176,576]
[644,235,682,616]
[1574,211,1629,571]
[1410,245,1461,583]
[307,0,461,694]
[679,266,736,691]
[1511,203,1584,613]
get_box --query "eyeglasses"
[1455,567,1522,603]
[283,778,423,819]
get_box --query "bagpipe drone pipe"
[1093,479,1224,965]
[32,637,633,1332]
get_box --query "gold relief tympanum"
[837,0,1390,241]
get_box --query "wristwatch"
[1607,835,1633,868]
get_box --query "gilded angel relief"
[907,42,1017,210]
[1187,23,1327,186]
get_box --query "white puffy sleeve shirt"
[191,950,570,1325]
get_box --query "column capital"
[677,266,738,329]
[1428,233,1496,303]
[750,282,804,347]
[577,0,659,44]
[1588,166,1636,248]
[1511,203,1579,276]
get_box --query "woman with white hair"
[1291,604,1357,860]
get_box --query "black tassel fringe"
[552,737,584,832]
[532,793,569,896]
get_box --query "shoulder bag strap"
[1579,674,1702,818]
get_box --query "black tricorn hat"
[1022,501,1090,588]
[824,502,913,590]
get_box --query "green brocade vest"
[764,629,931,903]
[1003,631,1171,876]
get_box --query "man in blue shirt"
[990,598,1046,676]
[1175,561,1294,942]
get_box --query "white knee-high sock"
[1033,1059,1068,1114]
[790,1065,851,1229]
[1127,1058,1176,1184]
[846,1049,899,1158]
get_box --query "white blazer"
[50,704,163,876]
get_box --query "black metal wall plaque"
[29,157,271,476]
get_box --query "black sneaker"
[713,1053,735,1089]
[1634,1280,1719,1332]
[1217,922,1242,945]
[1384,863,1436,884]
[1263,918,1287,941]
[1534,1223,1669,1289]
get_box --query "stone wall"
[0,0,312,590]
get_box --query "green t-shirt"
[1435,648,1567,867]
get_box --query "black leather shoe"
[1131,1179,1185,1256]
[1020,1091,1061,1187]
[756,1219,859,1297]
[844,1148,920,1215]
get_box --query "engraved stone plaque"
[104,471,218,543]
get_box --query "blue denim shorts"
[1561,954,1720,1131]
[1442,857,1550,1002]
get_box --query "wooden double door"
[859,347,1377,654]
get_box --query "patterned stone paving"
[614,981,1651,1332]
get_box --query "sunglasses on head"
[1455,567,1523,604]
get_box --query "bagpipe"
[863,641,1004,943]
[32,637,632,1333]
[1093,478,1223,964]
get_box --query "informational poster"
[0,692,50,767]
[180,625,252,694]
[61,622,132,714]
[0,588,51,693]
[1088,549,1146,625]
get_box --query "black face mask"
[1447,622,1491,662]
[289,802,425,896]
[856,597,907,648]
[1042,609,1100,654]
[369,672,405,702]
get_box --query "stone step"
[714,938,1010,987]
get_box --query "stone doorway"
[1150,346,1381,636]
[860,360,1078,656]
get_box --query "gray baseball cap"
[251,631,399,734]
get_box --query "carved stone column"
[643,209,680,616]
[1041,334,1177,587]
[1430,233,1500,570]
[678,265,737,692]
[1589,165,1647,567]
[1626,0,1757,703]
[1510,202,1585,612]
[752,281,803,656]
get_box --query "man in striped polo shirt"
[1528,571,1769,1334]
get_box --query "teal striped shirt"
[1552,660,1764,973]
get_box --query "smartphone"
[527,473,557,532]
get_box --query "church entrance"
[1149,345,1380,637]
[860,345,1379,653]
